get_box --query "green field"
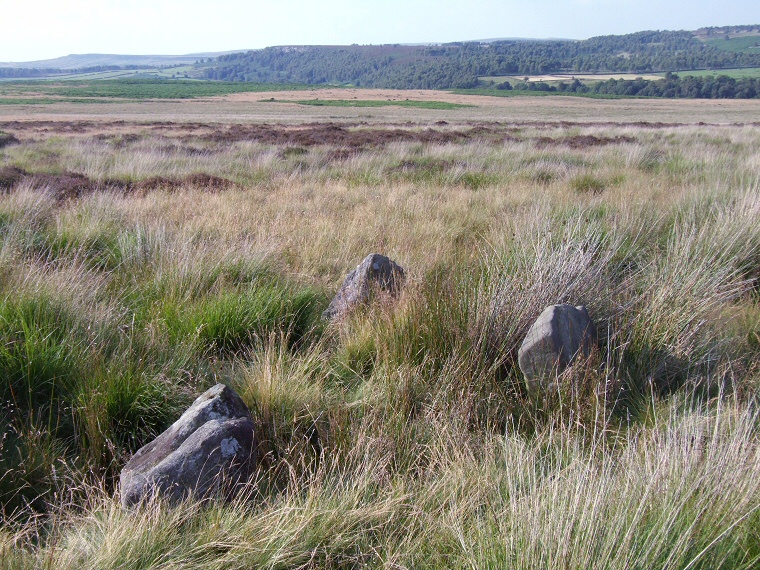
[481,69,760,84]
[50,79,321,99]
[0,97,115,105]
[46,65,198,82]
[0,79,321,100]
[705,35,760,52]
[0,67,199,83]
[672,67,760,79]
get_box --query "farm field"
[673,67,760,79]
[482,69,760,84]
[46,66,198,81]
[481,73,664,83]
[3,86,760,124]
[705,35,760,52]
[0,67,199,83]
[0,79,319,101]
[1,93,760,568]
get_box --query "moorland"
[0,88,759,568]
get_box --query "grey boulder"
[120,384,255,507]
[323,253,405,320]
[518,304,598,388]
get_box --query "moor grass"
[0,110,759,568]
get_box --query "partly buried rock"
[0,132,19,149]
[323,253,405,320]
[0,166,27,192]
[518,304,598,388]
[120,384,256,507]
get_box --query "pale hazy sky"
[2,0,758,62]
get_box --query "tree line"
[198,29,760,90]
[492,73,759,99]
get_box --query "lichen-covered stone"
[518,304,598,389]
[323,253,405,320]
[120,384,255,507]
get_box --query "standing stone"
[323,253,405,320]
[120,384,256,507]
[518,304,598,388]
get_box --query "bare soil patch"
[194,123,477,148]
[0,165,26,190]
[133,173,235,194]
[0,166,235,200]
[0,119,651,150]
[535,134,638,149]
[0,131,19,148]
[25,171,98,200]
[7,117,760,163]
[2,116,752,144]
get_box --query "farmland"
[0,79,320,101]
[0,91,760,568]
[705,35,760,53]
[671,67,760,79]
[480,73,665,84]
[481,69,760,84]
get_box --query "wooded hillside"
[199,28,760,89]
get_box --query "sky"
[1,0,758,62]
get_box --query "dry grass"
[0,111,759,568]
[3,89,760,124]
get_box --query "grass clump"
[0,295,87,418]
[164,285,324,356]
[570,172,607,194]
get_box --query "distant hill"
[197,27,760,89]
[0,51,242,70]
[4,26,760,91]
[469,37,578,43]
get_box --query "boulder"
[518,304,598,388]
[323,253,405,320]
[120,384,256,507]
